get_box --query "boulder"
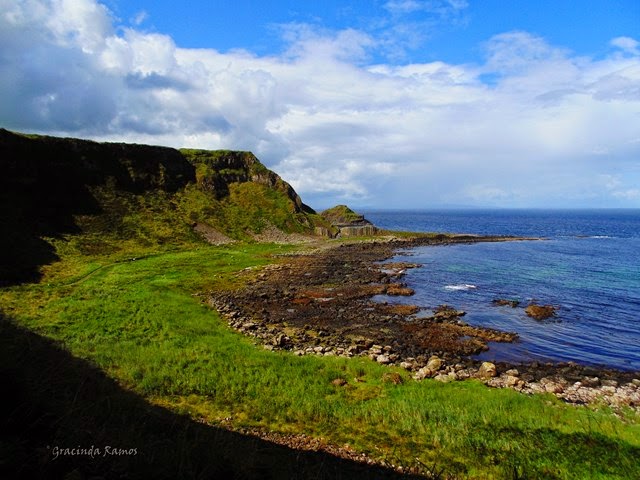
[525,304,557,320]
[492,299,520,308]
[434,373,455,383]
[504,375,521,387]
[433,305,465,321]
[426,356,443,372]
[376,354,391,364]
[414,366,436,381]
[477,362,497,378]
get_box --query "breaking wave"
[444,284,477,291]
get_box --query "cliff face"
[0,129,196,195]
[181,149,314,214]
[0,129,325,285]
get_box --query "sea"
[362,209,640,371]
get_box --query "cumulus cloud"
[1,0,639,208]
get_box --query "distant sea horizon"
[362,208,640,371]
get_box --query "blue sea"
[363,209,640,371]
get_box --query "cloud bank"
[1,0,639,208]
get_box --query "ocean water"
[363,209,640,371]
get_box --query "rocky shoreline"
[207,236,640,411]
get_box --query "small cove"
[366,209,640,371]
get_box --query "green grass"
[2,242,639,479]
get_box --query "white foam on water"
[444,284,477,291]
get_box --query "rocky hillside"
[0,129,333,285]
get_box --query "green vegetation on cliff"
[0,129,331,284]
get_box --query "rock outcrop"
[182,149,314,214]
[320,205,378,237]
[525,304,557,320]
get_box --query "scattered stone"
[492,299,520,308]
[525,304,557,320]
[433,305,466,321]
[477,362,497,378]
[504,375,521,387]
[399,361,414,370]
[376,354,391,364]
[426,356,443,372]
[544,382,564,394]
[413,366,434,381]
[272,333,288,347]
[370,345,383,355]
[385,284,415,296]
[582,376,600,387]
[434,373,455,383]
[331,378,347,387]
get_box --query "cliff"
[181,149,313,214]
[0,129,331,285]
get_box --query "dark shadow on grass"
[0,315,424,479]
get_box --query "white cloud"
[384,1,424,15]
[131,10,148,26]
[1,0,639,208]
[611,36,640,56]
[384,0,468,16]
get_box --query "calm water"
[363,209,640,371]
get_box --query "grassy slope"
[2,240,639,479]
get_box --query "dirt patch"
[251,223,315,244]
[193,222,235,245]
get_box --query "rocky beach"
[209,236,640,411]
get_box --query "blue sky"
[109,0,639,64]
[1,0,639,208]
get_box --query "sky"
[1,0,639,209]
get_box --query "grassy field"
[2,240,639,479]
